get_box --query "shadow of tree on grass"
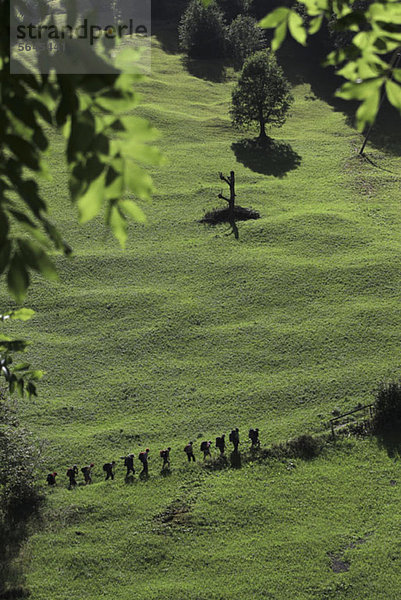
[375,428,401,460]
[276,36,401,157]
[232,137,302,177]
[0,506,40,599]
[181,56,227,83]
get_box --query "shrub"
[372,381,401,432]
[227,15,266,68]
[0,393,43,598]
[265,434,323,461]
[179,0,227,59]
[217,0,252,22]
[286,434,323,459]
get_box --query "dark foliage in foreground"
[372,381,401,433]
[0,392,43,598]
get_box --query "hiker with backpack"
[229,428,240,452]
[81,463,94,485]
[138,449,150,477]
[200,440,212,461]
[184,441,196,462]
[122,454,135,477]
[47,472,57,486]
[103,461,116,481]
[216,435,226,456]
[66,465,78,488]
[160,448,171,470]
[249,428,260,449]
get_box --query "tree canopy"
[179,0,227,59]
[231,49,293,139]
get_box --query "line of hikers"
[46,428,260,488]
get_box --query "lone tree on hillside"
[230,50,293,141]
[179,0,227,59]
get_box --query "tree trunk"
[228,171,235,217]
[258,118,267,140]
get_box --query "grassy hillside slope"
[3,34,401,599]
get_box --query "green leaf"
[104,164,124,200]
[120,200,146,223]
[309,15,323,34]
[13,363,31,371]
[124,162,154,200]
[336,78,382,100]
[95,94,137,113]
[288,11,307,45]
[356,87,380,130]
[7,253,30,303]
[0,340,29,352]
[119,116,161,142]
[9,308,35,322]
[4,135,39,171]
[77,171,107,224]
[385,79,401,111]
[108,204,127,248]
[28,370,44,381]
[17,378,24,398]
[18,239,59,282]
[259,7,290,29]
[272,20,288,51]
[122,142,166,166]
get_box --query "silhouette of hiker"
[122,454,135,477]
[200,440,212,460]
[229,428,240,452]
[184,441,196,462]
[216,435,226,456]
[160,447,171,470]
[138,449,150,477]
[81,463,94,484]
[249,428,260,449]
[103,461,116,480]
[47,472,57,486]
[67,465,78,488]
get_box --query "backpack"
[47,473,54,484]
[66,468,72,477]
[184,444,191,453]
[200,441,207,452]
[216,437,222,447]
[160,450,165,458]
[102,463,109,472]
[138,452,146,463]
[81,467,86,474]
[229,431,234,443]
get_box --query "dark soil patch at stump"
[200,205,260,225]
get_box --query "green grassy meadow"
[3,29,401,599]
